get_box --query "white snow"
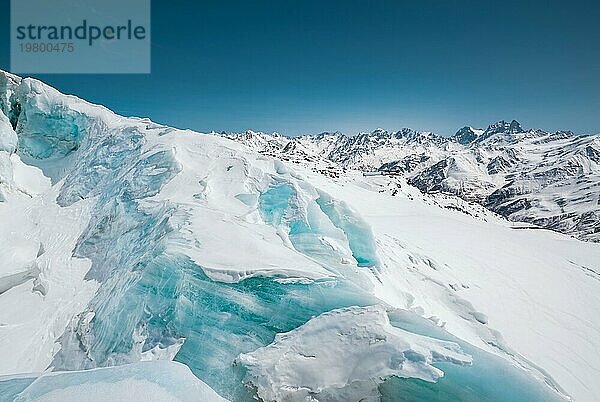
[0,182,98,376]
[227,126,600,242]
[237,305,472,402]
[0,70,598,401]
[292,165,600,401]
[143,131,336,282]
[3,361,228,402]
[0,116,99,376]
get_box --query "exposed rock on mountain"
[224,121,600,241]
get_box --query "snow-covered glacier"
[0,70,599,401]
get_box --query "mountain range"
[222,121,600,242]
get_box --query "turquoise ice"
[258,181,379,272]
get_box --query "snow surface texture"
[223,124,600,242]
[0,361,227,402]
[237,305,472,402]
[295,167,600,402]
[0,69,598,401]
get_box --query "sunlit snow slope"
[224,124,600,242]
[0,70,598,401]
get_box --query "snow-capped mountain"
[224,121,600,242]
[1,71,599,402]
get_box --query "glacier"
[0,70,599,401]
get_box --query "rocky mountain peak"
[484,120,524,136]
[453,126,482,145]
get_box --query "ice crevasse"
[0,70,566,401]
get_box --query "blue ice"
[258,182,379,271]
[316,191,379,267]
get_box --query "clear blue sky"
[1,0,599,136]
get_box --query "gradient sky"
[1,0,599,136]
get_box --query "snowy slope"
[0,70,599,401]
[294,167,600,402]
[224,122,600,242]
[0,361,227,402]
